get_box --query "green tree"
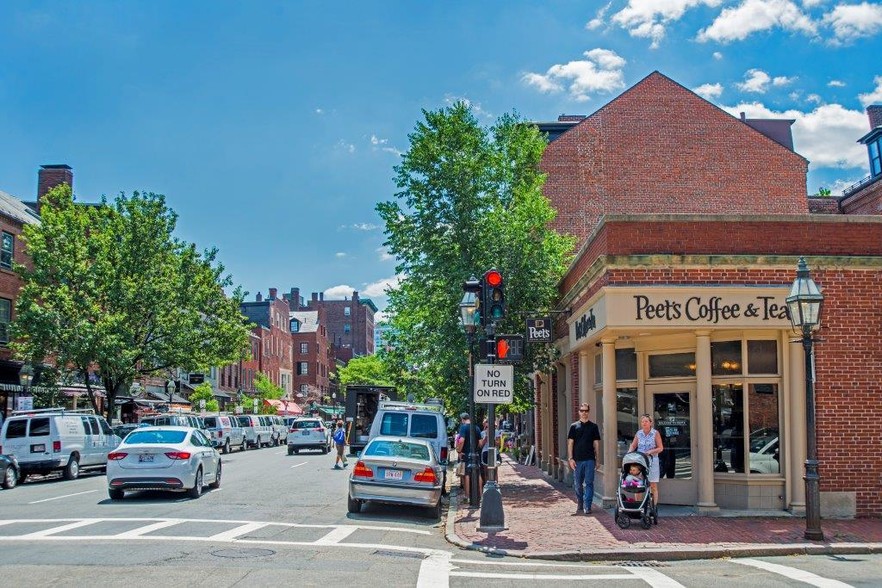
[248,372,284,414]
[189,382,219,413]
[376,103,574,414]
[11,185,251,424]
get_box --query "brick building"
[306,290,376,360]
[284,287,332,402]
[239,288,293,397]
[533,72,882,518]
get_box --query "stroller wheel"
[641,515,652,529]
[616,513,631,529]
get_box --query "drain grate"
[210,548,276,559]
[613,560,668,568]
[372,549,426,560]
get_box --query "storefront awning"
[266,399,304,415]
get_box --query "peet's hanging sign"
[570,288,791,342]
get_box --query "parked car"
[287,418,330,454]
[140,413,211,439]
[0,408,121,481]
[1,454,20,489]
[202,414,246,454]
[271,416,288,445]
[236,414,273,449]
[106,426,221,500]
[347,436,444,518]
[749,435,780,474]
[113,424,139,440]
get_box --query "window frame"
[0,231,13,270]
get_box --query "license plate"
[302,430,311,436]
[384,469,403,480]
[31,444,45,453]
[138,454,154,463]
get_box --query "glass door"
[647,385,698,505]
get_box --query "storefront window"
[616,349,637,380]
[712,382,780,474]
[713,383,744,473]
[594,353,602,385]
[747,384,779,474]
[711,341,741,375]
[648,352,696,378]
[748,340,778,374]
[616,387,638,460]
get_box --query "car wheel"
[223,440,230,454]
[241,440,247,452]
[256,436,262,449]
[16,470,26,484]
[188,468,204,499]
[294,448,300,455]
[287,446,294,456]
[2,466,18,489]
[209,461,222,489]
[108,488,124,500]
[63,456,80,480]
[428,497,442,519]
[347,495,361,514]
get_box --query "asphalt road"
[0,446,879,587]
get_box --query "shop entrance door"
[646,385,697,505]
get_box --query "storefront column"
[542,374,554,474]
[789,338,807,513]
[579,350,591,405]
[601,338,617,507]
[695,330,718,513]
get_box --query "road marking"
[115,520,184,537]
[28,490,98,505]
[290,462,308,468]
[628,567,688,588]
[417,551,451,588]
[733,558,853,588]
[314,526,357,544]
[207,522,268,541]
[451,571,637,580]
[18,519,100,538]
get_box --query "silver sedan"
[347,436,444,518]
[106,426,221,500]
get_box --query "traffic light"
[481,269,505,326]
[495,334,524,363]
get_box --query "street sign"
[526,317,553,342]
[496,334,524,363]
[16,396,33,411]
[474,364,514,404]
[189,373,205,384]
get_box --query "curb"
[444,488,882,562]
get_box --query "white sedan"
[106,426,221,500]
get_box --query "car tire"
[62,456,80,480]
[256,436,262,449]
[287,446,294,456]
[294,448,300,455]
[188,468,203,499]
[429,497,442,519]
[223,439,230,454]
[2,466,18,489]
[108,488,124,501]
[209,462,221,489]
[241,440,247,452]
[347,495,361,514]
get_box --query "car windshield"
[124,430,188,444]
[203,417,218,427]
[365,440,430,461]
[291,420,321,429]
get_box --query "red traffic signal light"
[481,269,505,326]
[485,270,502,288]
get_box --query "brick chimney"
[37,164,73,215]
[256,292,263,302]
[868,105,882,129]
[352,290,359,302]
[286,288,300,310]
[268,287,277,300]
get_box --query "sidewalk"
[445,454,882,561]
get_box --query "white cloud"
[586,2,612,30]
[806,93,823,104]
[522,48,626,102]
[377,246,395,262]
[335,252,346,258]
[858,76,882,107]
[336,140,356,154]
[339,223,380,231]
[315,108,324,115]
[362,275,403,298]
[610,0,723,48]
[323,285,356,299]
[773,75,795,86]
[713,51,724,59]
[828,80,846,88]
[737,69,773,93]
[369,134,403,156]
[698,0,817,43]
[721,101,869,169]
[823,2,882,42]
[443,94,494,119]
[693,82,724,99]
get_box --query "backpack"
[333,428,345,444]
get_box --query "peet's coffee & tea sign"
[634,294,789,324]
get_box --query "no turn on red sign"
[474,363,514,404]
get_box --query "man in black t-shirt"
[567,403,601,514]
[455,413,481,499]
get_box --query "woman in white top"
[629,414,664,505]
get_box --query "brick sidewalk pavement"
[447,454,882,561]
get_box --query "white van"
[0,408,121,481]
[368,399,451,491]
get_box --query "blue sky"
[1,1,880,319]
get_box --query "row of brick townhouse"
[529,72,882,518]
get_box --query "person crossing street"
[333,420,348,469]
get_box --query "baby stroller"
[614,451,658,529]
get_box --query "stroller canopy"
[621,451,650,471]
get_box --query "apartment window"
[344,306,351,317]
[343,323,351,334]
[297,362,308,375]
[0,298,9,344]
[300,343,308,354]
[300,384,308,395]
[870,138,881,177]
[290,319,300,333]
[1,232,13,269]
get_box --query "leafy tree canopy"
[11,185,252,424]
[376,103,574,415]
[190,382,219,413]
[336,354,395,390]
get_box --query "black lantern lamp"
[459,282,481,507]
[786,257,824,541]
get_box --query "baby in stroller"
[615,451,658,529]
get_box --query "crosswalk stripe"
[18,519,100,538]
[207,522,268,541]
[733,558,853,588]
[314,526,357,544]
[115,520,184,538]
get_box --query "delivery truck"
[344,385,397,454]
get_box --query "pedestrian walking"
[567,402,601,514]
[629,414,664,505]
[333,420,347,469]
[455,413,481,497]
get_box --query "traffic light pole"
[478,322,506,532]
[466,331,481,508]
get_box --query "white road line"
[450,571,637,580]
[314,526,357,545]
[628,567,688,588]
[18,519,100,538]
[290,462,308,468]
[207,522,268,541]
[733,558,854,588]
[27,490,98,505]
[417,551,451,588]
[450,558,622,568]
[114,520,184,538]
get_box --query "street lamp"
[459,283,481,508]
[786,257,824,541]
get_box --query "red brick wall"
[808,197,841,214]
[839,181,882,215]
[0,215,31,362]
[541,72,809,251]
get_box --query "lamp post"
[459,285,481,508]
[786,257,825,541]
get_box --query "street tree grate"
[613,560,668,567]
